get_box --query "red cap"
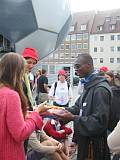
[22,48,38,62]
[100,66,109,72]
[58,69,66,76]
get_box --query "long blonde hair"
[0,53,28,117]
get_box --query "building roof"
[91,9,120,34]
[69,11,95,34]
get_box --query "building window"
[60,44,64,49]
[117,35,120,40]
[60,53,64,58]
[49,54,53,59]
[49,65,55,74]
[66,35,70,41]
[65,44,70,49]
[93,58,97,64]
[100,47,104,52]
[111,35,115,40]
[94,47,97,52]
[83,33,88,40]
[77,43,82,49]
[80,24,87,31]
[105,17,111,22]
[97,25,103,31]
[65,50,70,54]
[100,36,104,41]
[71,44,76,49]
[70,26,74,32]
[100,58,103,63]
[117,16,120,21]
[54,53,58,59]
[65,54,69,58]
[110,58,114,63]
[110,46,115,52]
[83,43,88,49]
[117,58,120,63]
[76,34,82,40]
[110,24,116,30]
[71,34,76,40]
[94,36,97,41]
[117,47,120,51]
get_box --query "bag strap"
[67,83,70,90]
[53,82,57,96]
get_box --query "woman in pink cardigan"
[0,53,49,160]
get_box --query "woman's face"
[58,75,65,82]
[105,74,113,82]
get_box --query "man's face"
[25,58,37,72]
[74,57,90,78]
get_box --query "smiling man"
[22,47,39,109]
[55,53,112,160]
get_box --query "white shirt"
[107,120,120,154]
[48,80,72,105]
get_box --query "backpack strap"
[53,82,57,96]
[53,81,70,96]
[67,83,70,90]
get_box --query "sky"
[70,0,120,13]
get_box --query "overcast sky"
[70,0,120,13]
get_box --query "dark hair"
[105,71,115,86]
[77,53,93,65]
[42,69,47,74]
[105,71,114,80]
[0,52,28,117]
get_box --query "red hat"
[22,47,38,62]
[58,69,66,76]
[100,66,109,72]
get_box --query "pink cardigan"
[0,87,43,160]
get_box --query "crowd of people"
[1,48,120,160]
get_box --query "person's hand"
[53,110,75,121]
[69,142,77,148]
[57,143,63,151]
[69,142,77,156]
[35,101,49,113]
[49,137,62,148]
[57,129,65,134]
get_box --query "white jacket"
[107,120,120,154]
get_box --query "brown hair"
[36,69,41,76]
[105,71,115,86]
[42,69,47,74]
[0,52,28,117]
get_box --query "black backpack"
[53,81,70,96]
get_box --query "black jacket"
[108,85,120,131]
[67,75,112,160]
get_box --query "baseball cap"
[58,69,66,76]
[22,47,39,62]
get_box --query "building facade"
[90,9,120,72]
[0,35,15,57]
[39,11,95,84]
[1,9,120,84]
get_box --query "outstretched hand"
[53,110,75,121]
[35,101,50,113]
